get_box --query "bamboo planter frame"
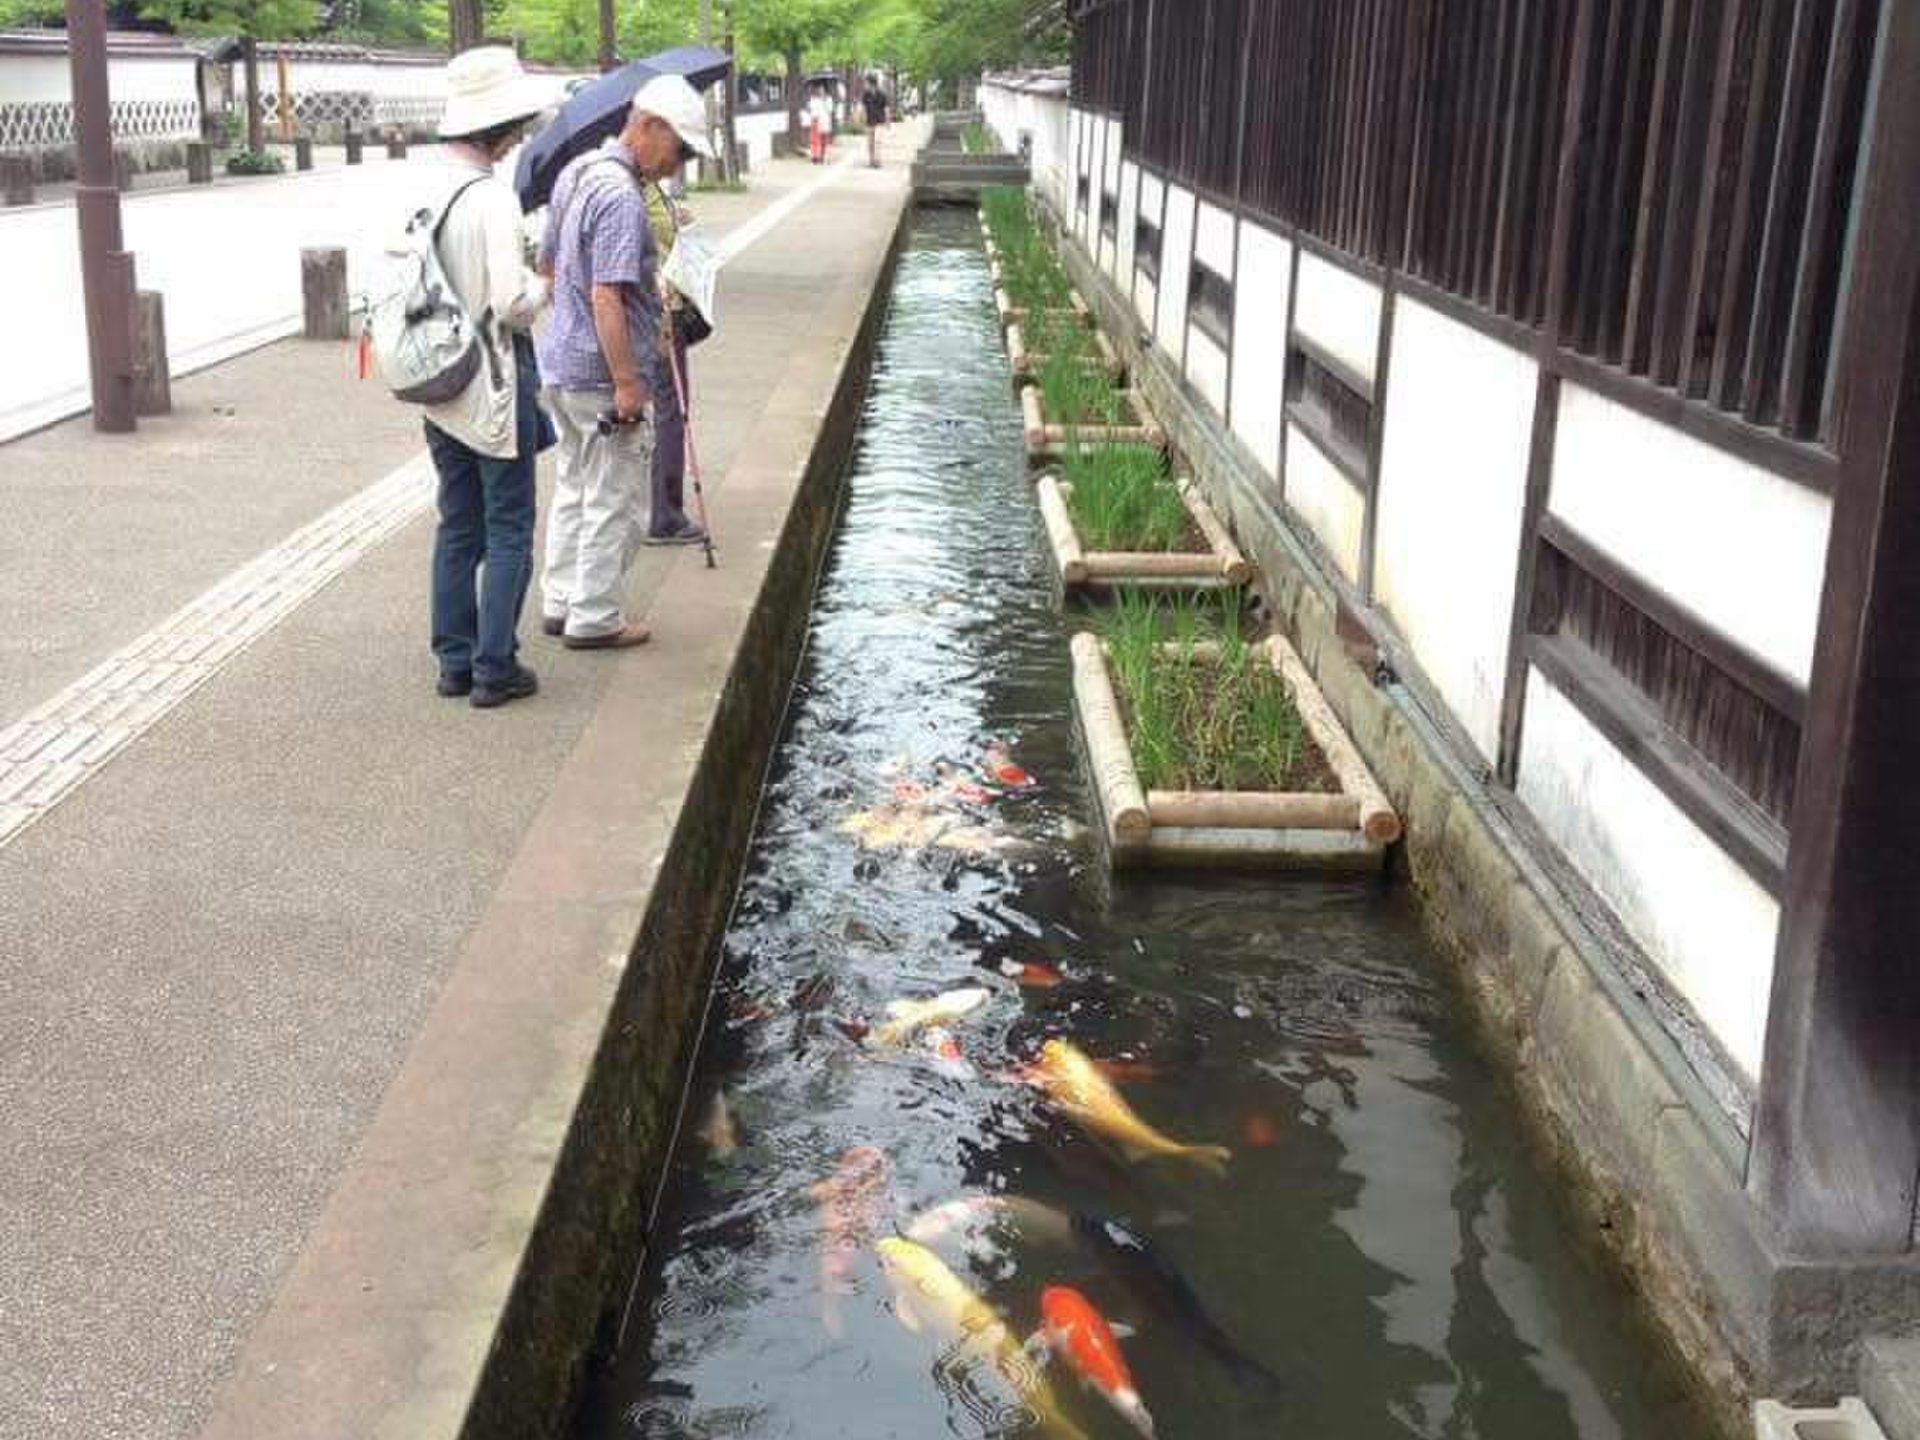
[1007,320,1125,381]
[1021,382,1166,459]
[1070,632,1401,871]
[1036,472,1251,591]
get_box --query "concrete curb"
[191,187,912,1440]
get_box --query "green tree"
[735,0,857,141]
[142,0,318,150]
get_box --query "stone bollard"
[134,290,172,416]
[294,136,313,171]
[112,150,133,192]
[733,140,750,176]
[301,247,350,340]
[386,132,407,160]
[2,154,33,206]
[344,126,363,164]
[186,141,213,184]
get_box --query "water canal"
[570,208,1712,1440]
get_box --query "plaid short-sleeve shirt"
[535,141,661,393]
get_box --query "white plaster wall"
[1189,330,1229,416]
[1373,298,1540,761]
[1286,422,1367,581]
[1116,160,1139,287]
[1517,669,1779,1081]
[1194,199,1234,275]
[1230,221,1289,480]
[1293,248,1383,386]
[0,51,197,104]
[1134,170,1164,332]
[1072,108,1092,245]
[1550,385,1830,685]
[1155,183,1196,356]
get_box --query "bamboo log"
[1266,635,1402,843]
[1007,321,1031,376]
[1041,422,1164,446]
[1179,482,1252,583]
[1092,327,1126,378]
[1071,632,1151,845]
[1035,475,1088,585]
[1083,551,1224,580]
[1147,789,1359,831]
[1139,825,1384,871]
[1020,384,1047,449]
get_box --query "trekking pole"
[668,337,717,570]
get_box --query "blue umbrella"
[514,45,732,211]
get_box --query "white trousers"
[541,387,654,638]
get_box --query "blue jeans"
[425,338,541,686]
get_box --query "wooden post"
[186,141,213,184]
[1,154,33,206]
[301,247,349,340]
[344,125,362,165]
[276,51,293,142]
[1749,1,1920,1255]
[134,289,171,416]
[112,149,132,191]
[386,132,407,160]
[293,136,313,171]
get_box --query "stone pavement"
[0,124,924,1440]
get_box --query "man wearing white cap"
[536,76,714,651]
[422,47,552,708]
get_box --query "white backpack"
[367,177,491,405]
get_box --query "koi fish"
[838,804,1027,857]
[1028,1039,1231,1177]
[1000,958,1064,989]
[1242,1111,1285,1148]
[903,1194,1078,1252]
[1040,1285,1156,1437]
[810,1146,892,1338]
[1091,1059,1160,1083]
[873,1238,1089,1440]
[1071,1213,1284,1394]
[921,1026,976,1080]
[868,986,990,1049]
[984,744,1034,788]
[697,1091,738,1156]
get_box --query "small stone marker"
[112,150,132,192]
[294,136,313,171]
[386,132,407,160]
[344,126,363,164]
[134,290,171,416]
[301,247,350,341]
[186,141,212,185]
[1,154,33,206]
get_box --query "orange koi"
[1000,958,1064,989]
[1091,1059,1160,1083]
[984,744,1034,788]
[1040,1285,1156,1437]
[1242,1112,1285,1148]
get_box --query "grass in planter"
[1060,444,1191,552]
[962,122,996,155]
[1036,339,1127,429]
[1098,592,1325,793]
[980,188,1073,312]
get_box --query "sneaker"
[644,521,708,547]
[563,621,651,651]
[437,670,473,698]
[470,663,539,709]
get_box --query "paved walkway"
[0,126,922,1440]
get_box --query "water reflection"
[570,209,1708,1440]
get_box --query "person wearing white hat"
[534,75,715,651]
[421,46,553,708]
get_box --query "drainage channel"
[567,206,1715,1440]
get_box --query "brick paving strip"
[0,452,434,849]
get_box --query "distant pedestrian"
[860,75,889,169]
[807,84,833,164]
[536,76,714,649]
[644,178,708,546]
[421,47,551,709]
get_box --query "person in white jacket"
[421,47,552,709]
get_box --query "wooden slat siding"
[1647,0,1720,388]
[1676,0,1760,400]
[1488,0,1534,315]
[1565,0,1629,351]
[1706,0,1796,411]
[1779,0,1873,440]
[1621,0,1687,377]
[1739,0,1829,427]
[1594,0,1662,364]
[1751,0,1920,1258]
[1475,0,1520,306]
[1528,633,1789,893]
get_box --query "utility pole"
[64,0,136,432]
[597,0,616,71]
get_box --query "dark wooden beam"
[1749,0,1920,1254]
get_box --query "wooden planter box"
[1036,472,1250,590]
[1070,632,1401,871]
[1021,381,1165,458]
[1007,320,1124,381]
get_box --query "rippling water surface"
[570,209,1711,1440]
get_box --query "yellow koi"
[1029,1039,1231,1177]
